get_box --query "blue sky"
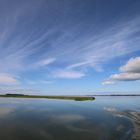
[0,0,140,95]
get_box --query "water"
[0,96,140,140]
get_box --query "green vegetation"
[0,94,95,101]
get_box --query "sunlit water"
[0,96,140,140]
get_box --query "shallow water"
[0,96,140,140]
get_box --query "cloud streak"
[0,73,19,85]
[53,69,85,79]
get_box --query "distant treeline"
[5,94,26,96]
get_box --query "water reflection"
[0,97,139,140]
[104,106,140,139]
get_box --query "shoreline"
[0,94,95,101]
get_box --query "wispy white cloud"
[53,69,85,79]
[38,58,55,66]
[67,61,90,69]
[102,81,114,85]
[0,73,19,85]
[103,56,140,84]
[31,58,56,69]
[26,80,52,85]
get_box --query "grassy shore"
[0,94,95,101]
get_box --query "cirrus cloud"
[102,81,114,85]
[53,69,85,79]
[36,58,56,67]
[0,73,19,85]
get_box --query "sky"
[0,0,140,95]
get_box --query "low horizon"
[0,91,140,96]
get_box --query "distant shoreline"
[0,94,95,101]
[0,94,140,101]
[90,95,140,96]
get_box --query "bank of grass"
[0,94,95,101]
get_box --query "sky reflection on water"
[0,97,140,140]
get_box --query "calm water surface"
[0,96,140,140]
